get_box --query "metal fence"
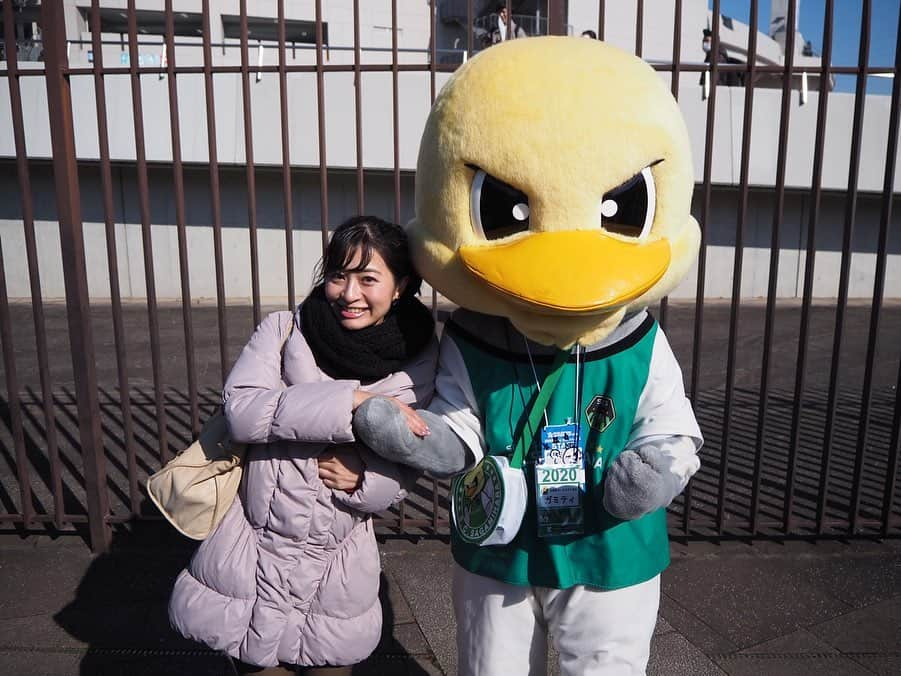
[0,0,899,552]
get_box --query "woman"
[169,216,437,675]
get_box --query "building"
[1,0,899,302]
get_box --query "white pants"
[453,565,660,676]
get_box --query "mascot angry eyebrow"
[354,37,703,676]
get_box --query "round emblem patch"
[451,456,506,544]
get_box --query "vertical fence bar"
[90,0,139,515]
[392,0,401,225]
[0,241,30,527]
[315,0,329,253]
[429,0,437,107]
[127,0,169,463]
[0,8,31,525]
[686,0,722,534]
[239,0,262,328]
[201,0,229,385]
[819,0,871,534]
[751,0,797,534]
[353,0,365,214]
[659,0,683,334]
[547,0,565,36]
[164,0,199,436]
[4,0,61,527]
[41,1,111,551]
[277,0,296,310]
[391,0,406,533]
[635,0,643,57]
[787,0,834,534]
[669,0,682,97]
[851,5,901,533]
[597,0,606,41]
[466,0,473,58]
[429,0,441,530]
[716,0,759,534]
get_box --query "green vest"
[449,315,670,591]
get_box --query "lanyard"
[510,349,569,470]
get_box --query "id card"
[535,422,585,537]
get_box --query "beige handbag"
[146,312,294,540]
[146,411,245,540]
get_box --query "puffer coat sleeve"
[223,312,361,445]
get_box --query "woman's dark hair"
[313,215,422,298]
[581,29,598,39]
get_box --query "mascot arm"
[603,328,703,520]
[353,334,485,478]
[603,435,699,520]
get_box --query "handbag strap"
[510,349,569,470]
[278,311,296,379]
[282,312,296,347]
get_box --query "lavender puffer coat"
[168,310,437,668]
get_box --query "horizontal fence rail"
[0,0,899,551]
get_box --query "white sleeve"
[428,334,486,468]
[628,328,703,490]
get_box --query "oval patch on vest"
[452,456,506,544]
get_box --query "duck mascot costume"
[354,37,703,675]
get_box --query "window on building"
[81,8,203,37]
[221,15,327,45]
[0,1,42,62]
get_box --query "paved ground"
[0,527,898,675]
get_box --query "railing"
[472,12,551,38]
[0,0,899,552]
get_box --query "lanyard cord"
[574,344,582,428]
[511,348,568,470]
[523,337,549,427]
[525,339,585,428]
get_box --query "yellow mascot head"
[409,37,699,347]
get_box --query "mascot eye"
[600,165,657,240]
[469,166,531,240]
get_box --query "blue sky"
[714,0,899,94]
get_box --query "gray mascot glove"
[352,397,468,478]
[602,444,681,520]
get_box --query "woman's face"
[324,247,407,330]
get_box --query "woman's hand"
[391,399,431,438]
[318,444,365,492]
[352,389,375,410]
[352,390,431,438]
[353,391,430,438]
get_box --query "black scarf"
[300,285,435,384]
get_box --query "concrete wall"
[1,161,898,301]
[3,55,899,193]
[689,187,901,300]
[0,161,415,301]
